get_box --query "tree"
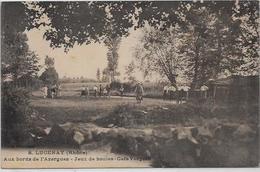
[232,1,259,75]
[1,2,41,147]
[134,26,187,87]
[96,68,101,82]
[104,36,121,82]
[183,7,220,88]
[39,56,59,86]
[1,31,40,82]
[24,1,186,50]
[124,61,136,83]
[44,56,55,68]
[185,2,258,88]
[23,1,258,49]
[1,3,41,88]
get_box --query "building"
[208,75,259,104]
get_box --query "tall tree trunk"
[167,74,177,88]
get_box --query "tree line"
[134,2,258,89]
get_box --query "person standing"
[86,85,89,98]
[99,84,103,97]
[51,84,57,99]
[103,87,108,97]
[178,88,185,104]
[106,84,111,98]
[57,84,62,97]
[135,82,144,103]
[163,85,168,100]
[119,84,124,97]
[168,85,176,100]
[200,85,209,99]
[80,85,86,97]
[42,85,48,99]
[93,85,98,97]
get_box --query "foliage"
[134,2,258,88]
[104,36,121,82]
[1,32,40,81]
[1,2,41,147]
[44,56,55,68]
[1,86,31,147]
[1,2,40,85]
[134,26,188,86]
[232,1,259,75]
[39,56,59,86]
[183,1,258,88]
[39,67,59,86]
[110,81,134,93]
[24,1,186,50]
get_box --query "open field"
[31,91,176,126]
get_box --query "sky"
[25,27,144,81]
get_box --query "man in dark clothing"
[51,84,57,99]
[106,84,111,98]
[80,86,86,97]
[178,89,186,104]
[99,84,103,97]
[168,85,176,100]
[135,83,144,103]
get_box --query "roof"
[211,75,259,86]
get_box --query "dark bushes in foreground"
[1,85,31,147]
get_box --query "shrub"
[1,84,31,147]
[110,81,135,92]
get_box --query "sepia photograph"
[1,0,259,168]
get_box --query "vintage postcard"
[1,0,259,168]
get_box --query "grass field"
[31,89,176,127]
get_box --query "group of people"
[41,84,61,99]
[80,83,144,103]
[40,81,209,104]
[80,84,111,98]
[163,85,190,104]
[163,84,210,103]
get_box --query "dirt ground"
[29,90,259,167]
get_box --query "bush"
[1,84,31,147]
[110,81,135,93]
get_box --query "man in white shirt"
[163,85,168,100]
[93,85,98,97]
[200,85,209,99]
[42,85,48,99]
